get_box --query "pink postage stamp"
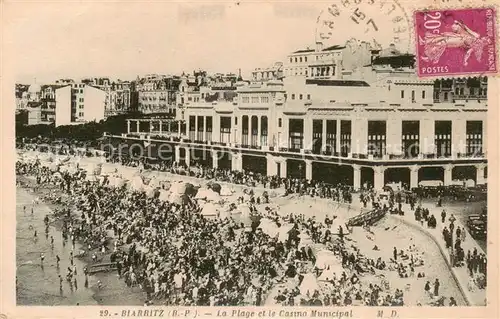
[415,7,497,77]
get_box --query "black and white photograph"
[2,0,498,316]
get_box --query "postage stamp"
[415,7,498,77]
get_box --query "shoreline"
[16,177,145,306]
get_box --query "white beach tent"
[158,190,171,202]
[195,188,221,202]
[129,176,145,192]
[277,224,295,243]
[299,273,320,296]
[100,163,118,176]
[220,186,234,197]
[169,181,188,195]
[108,176,127,188]
[298,232,314,248]
[259,218,280,238]
[144,186,158,197]
[315,249,341,270]
[201,202,220,218]
[318,264,344,281]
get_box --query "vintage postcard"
[1,0,499,318]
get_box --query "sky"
[3,0,413,84]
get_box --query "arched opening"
[251,116,258,147]
[218,152,232,170]
[312,162,353,185]
[452,165,477,183]
[241,115,249,146]
[384,167,410,190]
[418,166,444,184]
[361,167,374,188]
[192,148,212,167]
[261,116,268,146]
[287,159,306,179]
[242,155,267,175]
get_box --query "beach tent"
[230,207,253,226]
[315,249,341,270]
[220,186,234,197]
[169,181,187,194]
[298,232,314,248]
[318,265,344,281]
[330,217,351,235]
[278,224,295,243]
[144,186,159,198]
[108,176,127,188]
[158,190,171,202]
[168,193,190,205]
[195,188,221,202]
[299,273,320,296]
[100,163,117,176]
[117,166,140,180]
[129,176,145,192]
[218,209,231,220]
[169,181,197,196]
[48,163,60,171]
[201,202,220,217]
[258,218,280,238]
[85,174,98,182]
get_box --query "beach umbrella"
[209,183,221,194]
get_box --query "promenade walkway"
[390,201,486,306]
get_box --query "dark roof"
[211,86,237,91]
[372,54,415,68]
[305,79,370,87]
[41,84,65,91]
[322,45,346,51]
[293,49,315,54]
[292,45,345,54]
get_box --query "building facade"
[115,42,487,190]
[136,75,181,115]
[55,83,107,127]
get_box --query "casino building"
[106,41,488,190]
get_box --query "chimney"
[316,41,323,52]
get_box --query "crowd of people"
[17,152,427,307]
[15,141,487,307]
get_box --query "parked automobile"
[467,215,487,239]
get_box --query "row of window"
[241,96,270,103]
[289,56,308,63]
[400,90,426,100]
[285,93,311,100]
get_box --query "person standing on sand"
[434,279,440,297]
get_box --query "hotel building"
[108,42,488,190]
